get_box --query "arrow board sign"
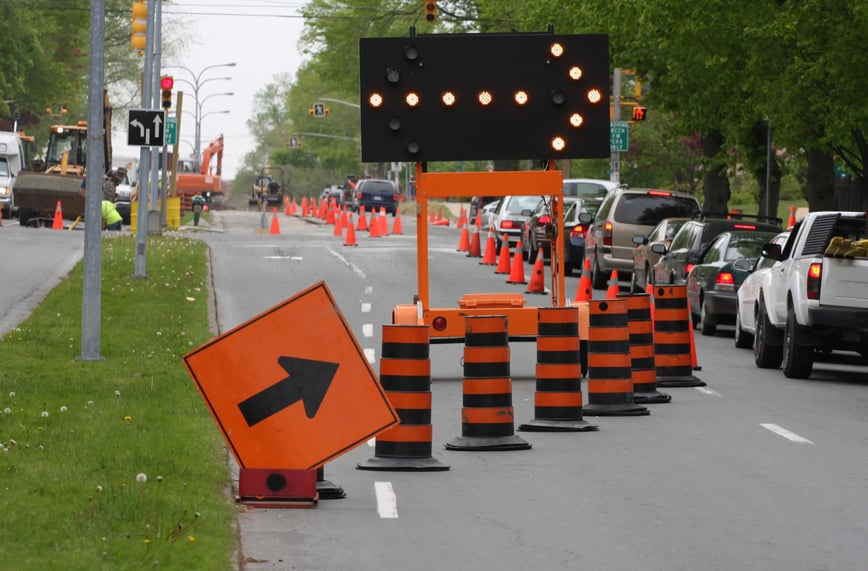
[127,109,166,147]
[183,281,399,470]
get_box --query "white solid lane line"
[375,481,399,519]
[760,423,814,444]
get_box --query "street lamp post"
[163,62,236,167]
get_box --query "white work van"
[0,131,25,219]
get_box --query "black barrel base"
[356,456,451,472]
[445,435,532,451]
[657,375,706,387]
[633,390,672,404]
[583,403,650,416]
[517,418,599,432]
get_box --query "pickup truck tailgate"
[820,257,868,309]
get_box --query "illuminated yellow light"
[514,90,529,105]
[405,92,420,107]
[569,113,584,127]
[587,89,602,104]
[550,43,564,57]
[569,66,583,80]
[442,91,456,106]
[551,136,566,151]
[478,91,493,106]
[369,93,383,107]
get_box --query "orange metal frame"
[392,163,566,342]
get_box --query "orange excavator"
[175,134,224,211]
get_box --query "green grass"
[0,235,237,570]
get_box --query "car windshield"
[614,194,699,225]
[505,196,541,213]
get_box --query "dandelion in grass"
[41,411,49,418]
[136,473,147,483]
[187,536,196,542]
[3,408,10,415]
[60,406,67,413]
[8,392,15,398]
[96,485,103,493]
[124,416,132,422]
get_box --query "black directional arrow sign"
[127,109,166,147]
[238,356,338,427]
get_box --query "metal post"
[610,67,622,184]
[134,0,156,278]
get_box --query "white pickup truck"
[753,211,868,378]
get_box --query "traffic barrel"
[358,325,449,471]
[583,299,650,416]
[619,293,671,404]
[519,307,598,432]
[653,285,706,387]
[446,315,531,451]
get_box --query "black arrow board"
[237,356,339,427]
[127,109,166,147]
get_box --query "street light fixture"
[162,62,236,166]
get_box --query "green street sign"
[610,121,629,152]
[166,117,177,146]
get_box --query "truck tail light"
[602,221,613,246]
[715,272,735,291]
[807,262,822,300]
[538,215,552,224]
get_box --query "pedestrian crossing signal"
[632,106,647,121]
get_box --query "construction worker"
[101,199,123,231]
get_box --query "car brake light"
[357,192,363,200]
[733,224,757,230]
[539,215,552,224]
[502,220,516,230]
[807,262,822,300]
[715,272,735,291]
[647,190,672,197]
[393,194,398,202]
[685,263,694,275]
[603,221,613,246]
[569,225,586,239]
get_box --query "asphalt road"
[199,209,868,571]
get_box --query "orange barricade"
[446,315,531,451]
[519,307,598,432]
[619,293,671,404]
[652,285,705,387]
[358,325,449,471]
[583,299,650,416]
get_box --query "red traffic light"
[160,75,174,90]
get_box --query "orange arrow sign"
[184,281,398,470]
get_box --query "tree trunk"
[804,148,837,211]
[700,129,730,213]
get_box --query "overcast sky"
[117,0,307,180]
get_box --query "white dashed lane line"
[760,423,814,444]
[375,482,399,519]
[361,302,372,313]
[695,386,721,397]
[362,323,374,337]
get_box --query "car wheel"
[699,298,717,336]
[754,297,782,369]
[734,308,753,349]
[782,309,813,379]
[591,253,607,290]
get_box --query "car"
[479,198,500,231]
[469,195,500,225]
[734,231,791,348]
[489,195,540,253]
[651,213,783,286]
[352,179,399,216]
[521,197,600,275]
[629,217,690,292]
[562,178,620,200]
[585,188,701,290]
[686,230,781,336]
[320,185,345,209]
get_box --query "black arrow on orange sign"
[237,356,339,427]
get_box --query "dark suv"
[651,213,783,286]
[352,179,399,216]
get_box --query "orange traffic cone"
[392,213,403,235]
[429,209,436,224]
[357,206,368,231]
[378,208,389,236]
[495,236,512,274]
[467,226,482,257]
[269,208,280,235]
[507,241,527,284]
[606,270,620,299]
[334,211,345,236]
[480,229,497,265]
[574,258,592,302]
[369,212,380,237]
[290,197,297,215]
[285,198,291,215]
[525,248,546,294]
[457,225,470,252]
[344,214,358,246]
[688,315,702,371]
[787,205,796,228]
[52,201,63,229]
[300,196,308,216]
[457,206,466,229]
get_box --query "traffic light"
[160,76,174,109]
[424,1,437,23]
[130,1,147,52]
[309,102,328,117]
[632,106,647,121]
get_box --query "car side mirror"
[650,243,667,255]
[632,234,647,245]
[761,243,783,260]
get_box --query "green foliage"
[0,236,236,571]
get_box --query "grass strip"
[0,234,237,571]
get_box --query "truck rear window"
[614,194,699,225]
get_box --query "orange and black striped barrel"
[358,325,450,471]
[619,293,671,404]
[583,299,650,416]
[446,315,531,451]
[652,285,705,387]
[519,307,598,432]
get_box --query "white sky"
[116,0,307,180]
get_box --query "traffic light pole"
[610,67,621,184]
[134,0,156,278]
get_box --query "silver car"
[489,195,540,253]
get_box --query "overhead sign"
[610,120,629,152]
[127,109,165,147]
[183,282,398,470]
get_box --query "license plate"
[373,195,382,201]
